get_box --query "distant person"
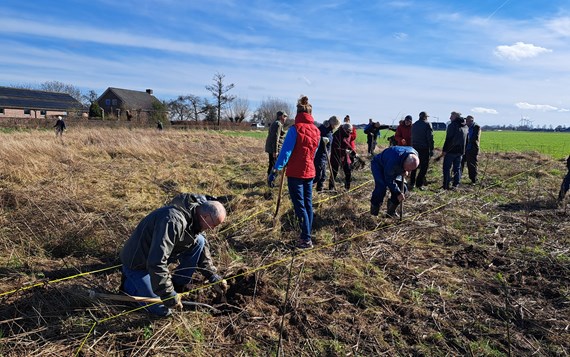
[330,123,354,190]
[267,96,320,249]
[264,111,288,176]
[461,115,481,184]
[54,116,66,137]
[157,121,164,131]
[120,193,227,316]
[364,120,390,156]
[441,111,468,190]
[559,155,570,202]
[370,146,420,217]
[343,115,357,151]
[395,115,412,146]
[410,111,434,191]
[314,116,340,192]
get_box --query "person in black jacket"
[559,155,570,202]
[410,111,434,190]
[461,115,481,184]
[54,116,66,137]
[314,116,340,191]
[441,111,468,190]
[120,193,227,316]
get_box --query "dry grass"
[0,127,568,356]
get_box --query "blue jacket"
[372,146,418,194]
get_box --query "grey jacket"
[411,119,434,152]
[264,120,285,154]
[120,193,217,300]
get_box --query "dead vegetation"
[0,127,568,356]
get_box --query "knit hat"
[296,95,312,114]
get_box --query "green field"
[232,128,569,159]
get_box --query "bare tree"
[40,81,83,102]
[187,95,207,121]
[168,96,191,121]
[226,97,250,123]
[205,72,236,126]
[256,97,294,125]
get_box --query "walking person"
[559,155,570,202]
[370,146,420,217]
[441,111,468,190]
[364,120,390,156]
[119,193,227,316]
[314,116,340,192]
[267,95,320,249]
[395,115,412,146]
[264,111,288,176]
[410,111,434,190]
[54,116,66,138]
[461,115,481,184]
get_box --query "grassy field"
[0,127,568,356]
[242,128,569,159]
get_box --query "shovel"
[88,290,219,312]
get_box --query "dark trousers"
[314,159,327,190]
[560,170,570,200]
[267,153,276,175]
[461,149,479,183]
[410,147,430,188]
[330,155,352,189]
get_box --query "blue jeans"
[443,153,463,188]
[121,234,206,316]
[287,177,314,242]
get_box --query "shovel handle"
[89,290,161,304]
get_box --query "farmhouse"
[97,87,163,122]
[0,86,84,119]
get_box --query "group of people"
[117,99,567,318]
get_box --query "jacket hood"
[295,112,314,125]
[169,193,208,219]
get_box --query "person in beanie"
[559,155,570,202]
[267,95,320,249]
[264,111,288,176]
[120,193,227,316]
[410,111,434,190]
[370,146,420,217]
[441,111,468,190]
[395,115,412,146]
[54,116,66,137]
[461,115,481,184]
[314,116,341,192]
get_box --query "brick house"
[0,86,84,119]
[97,87,163,122]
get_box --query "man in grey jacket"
[265,111,288,176]
[120,193,227,316]
[410,111,434,190]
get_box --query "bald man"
[120,193,227,316]
[370,146,420,217]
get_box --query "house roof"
[0,86,84,111]
[98,87,159,110]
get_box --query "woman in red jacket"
[395,115,412,146]
[267,95,321,249]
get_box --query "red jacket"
[285,113,320,179]
[349,127,357,150]
[395,124,412,146]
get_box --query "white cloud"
[547,17,570,37]
[393,32,408,40]
[515,102,569,112]
[471,107,498,114]
[494,42,552,61]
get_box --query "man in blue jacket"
[370,146,420,217]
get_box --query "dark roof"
[0,86,84,110]
[99,87,159,110]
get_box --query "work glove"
[268,171,277,188]
[322,137,330,145]
[209,274,228,295]
[163,293,183,310]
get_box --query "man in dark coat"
[314,116,340,191]
[441,111,468,190]
[330,123,354,190]
[264,111,288,176]
[410,111,434,190]
[559,155,570,202]
[364,120,391,155]
[54,116,66,137]
[370,146,420,217]
[120,193,227,316]
[461,115,481,184]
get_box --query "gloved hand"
[163,293,183,310]
[322,137,330,145]
[268,171,277,188]
[209,274,228,295]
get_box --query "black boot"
[370,204,380,216]
[386,201,400,218]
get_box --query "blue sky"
[1,0,569,127]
